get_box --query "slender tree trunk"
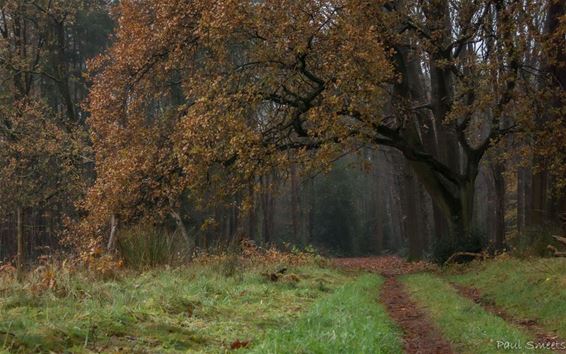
[107,214,118,252]
[290,164,299,241]
[267,187,274,243]
[260,175,274,244]
[530,171,549,226]
[16,206,24,280]
[247,183,256,240]
[171,210,194,252]
[306,177,314,246]
[492,164,506,250]
[232,203,240,244]
[372,159,385,254]
[405,170,423,260]
[53,20,76,121]
[517,167,530,233]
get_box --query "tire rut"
[452,283,566,353]
[380,276,454,354]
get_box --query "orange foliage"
[0,100,88,213]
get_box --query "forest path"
[381,276,454,353]
[333,256,566,353]
[333,256,453,353]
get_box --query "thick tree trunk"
[392,17,464,247]
[458,180,476,237]
[409,159,477,245]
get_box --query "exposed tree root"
[443,252,485,265]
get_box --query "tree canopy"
[85,0,562,246]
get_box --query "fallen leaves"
[333,256,437,276]
[229,339,250,350]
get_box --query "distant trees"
[524,0,566,230]
[0,0,112,269]
[0,100,81,273]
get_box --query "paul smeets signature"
[496,340,566,351]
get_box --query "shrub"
[432,228,488,264]
[507,225,562,258]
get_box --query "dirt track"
[334,256,453,353]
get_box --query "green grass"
[249,274,403,354]
[0,263,351,353]
[446,257,566,338]
[402,273,533,354]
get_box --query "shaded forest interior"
[2,145,564,261]
[0,0,565,265]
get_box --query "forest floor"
[0,256,564,353]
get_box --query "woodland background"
[0,0,565,268]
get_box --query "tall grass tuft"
[117,224,188,269]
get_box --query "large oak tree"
[87,0,555,250]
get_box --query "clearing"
[0,256,564,353]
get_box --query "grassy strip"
[249,274,403,354]
[403,273,532,354]
[0,264,349,353]
[446,257,566,338]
